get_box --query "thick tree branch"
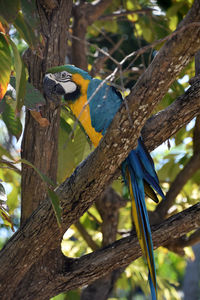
[1,2,200,296]
[14,203,200,299]
[1,75,200,299]
[72,0,113,69]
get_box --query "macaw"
[43,65,165,300]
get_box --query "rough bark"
[1,77,200,299]
[13,203,200,299]
[1,1,200,297]
[21,0,72,224]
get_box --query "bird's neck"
[68,74,103,147]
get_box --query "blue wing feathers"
[87,79,122,134]
[86,76,164,300]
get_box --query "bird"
[43,65,165,300]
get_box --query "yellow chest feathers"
[68,73,103,148]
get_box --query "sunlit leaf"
[0,144,15,160]
[0,21,6,33]
[8,37,26,112]
[57,117,75,183]
[19,158,56,188]
[0,33,12,101]
[47,188,62,228]
[14,12,38,48]
[0,182,14,231]
[2,99,22,139]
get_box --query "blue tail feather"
[122,138,165,300]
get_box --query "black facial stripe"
[64,85,81,102]
[58,77,72,83]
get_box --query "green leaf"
[73,127,91,164]
[57,118,75,183]
[0,182,14,231]
[0,144,15,160]
[0,33,12,100]
[8,37,26,112]
[19,158,56,188]
[0,0,20,23]
[2,99,22,139]
[14,12,38,48]
[21,0,39,29]
[47,188,62,228]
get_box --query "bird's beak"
[43,74,66,100]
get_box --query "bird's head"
[43,65,91,101]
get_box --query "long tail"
[122,138,165,300]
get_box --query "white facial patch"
[59,81,77,93]
[46,73,77,94]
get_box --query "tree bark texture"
[21,0,73,224]
[1,0,200,298]
[1,73,200,299]
[12,203,200,299]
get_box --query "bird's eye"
[61,71,68,79]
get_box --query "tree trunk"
[21,0,73,224]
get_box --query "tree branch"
[14,203,200,299]
[75,221,99,251]
[72,0,113,69]
[1,2,200,296]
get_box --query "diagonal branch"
[1,2,200,296]
[15,203,200,299]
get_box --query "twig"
[75,220,99,251]
[98,8,154,21]
[0,159,21,175]
[87,211,102,226]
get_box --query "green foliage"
[57,108,91,183]
[8,37,26,112]
[14,12,38,49]
[0,33,12,100]
[0,0,20,23]
[0,0,198,299]
[2,98,22,139]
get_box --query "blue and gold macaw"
[43,65,165,300]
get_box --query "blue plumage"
[87,76,163,300]
[87,79,122,135]
[44,64,165,300]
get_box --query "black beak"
[43,75,66,100]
